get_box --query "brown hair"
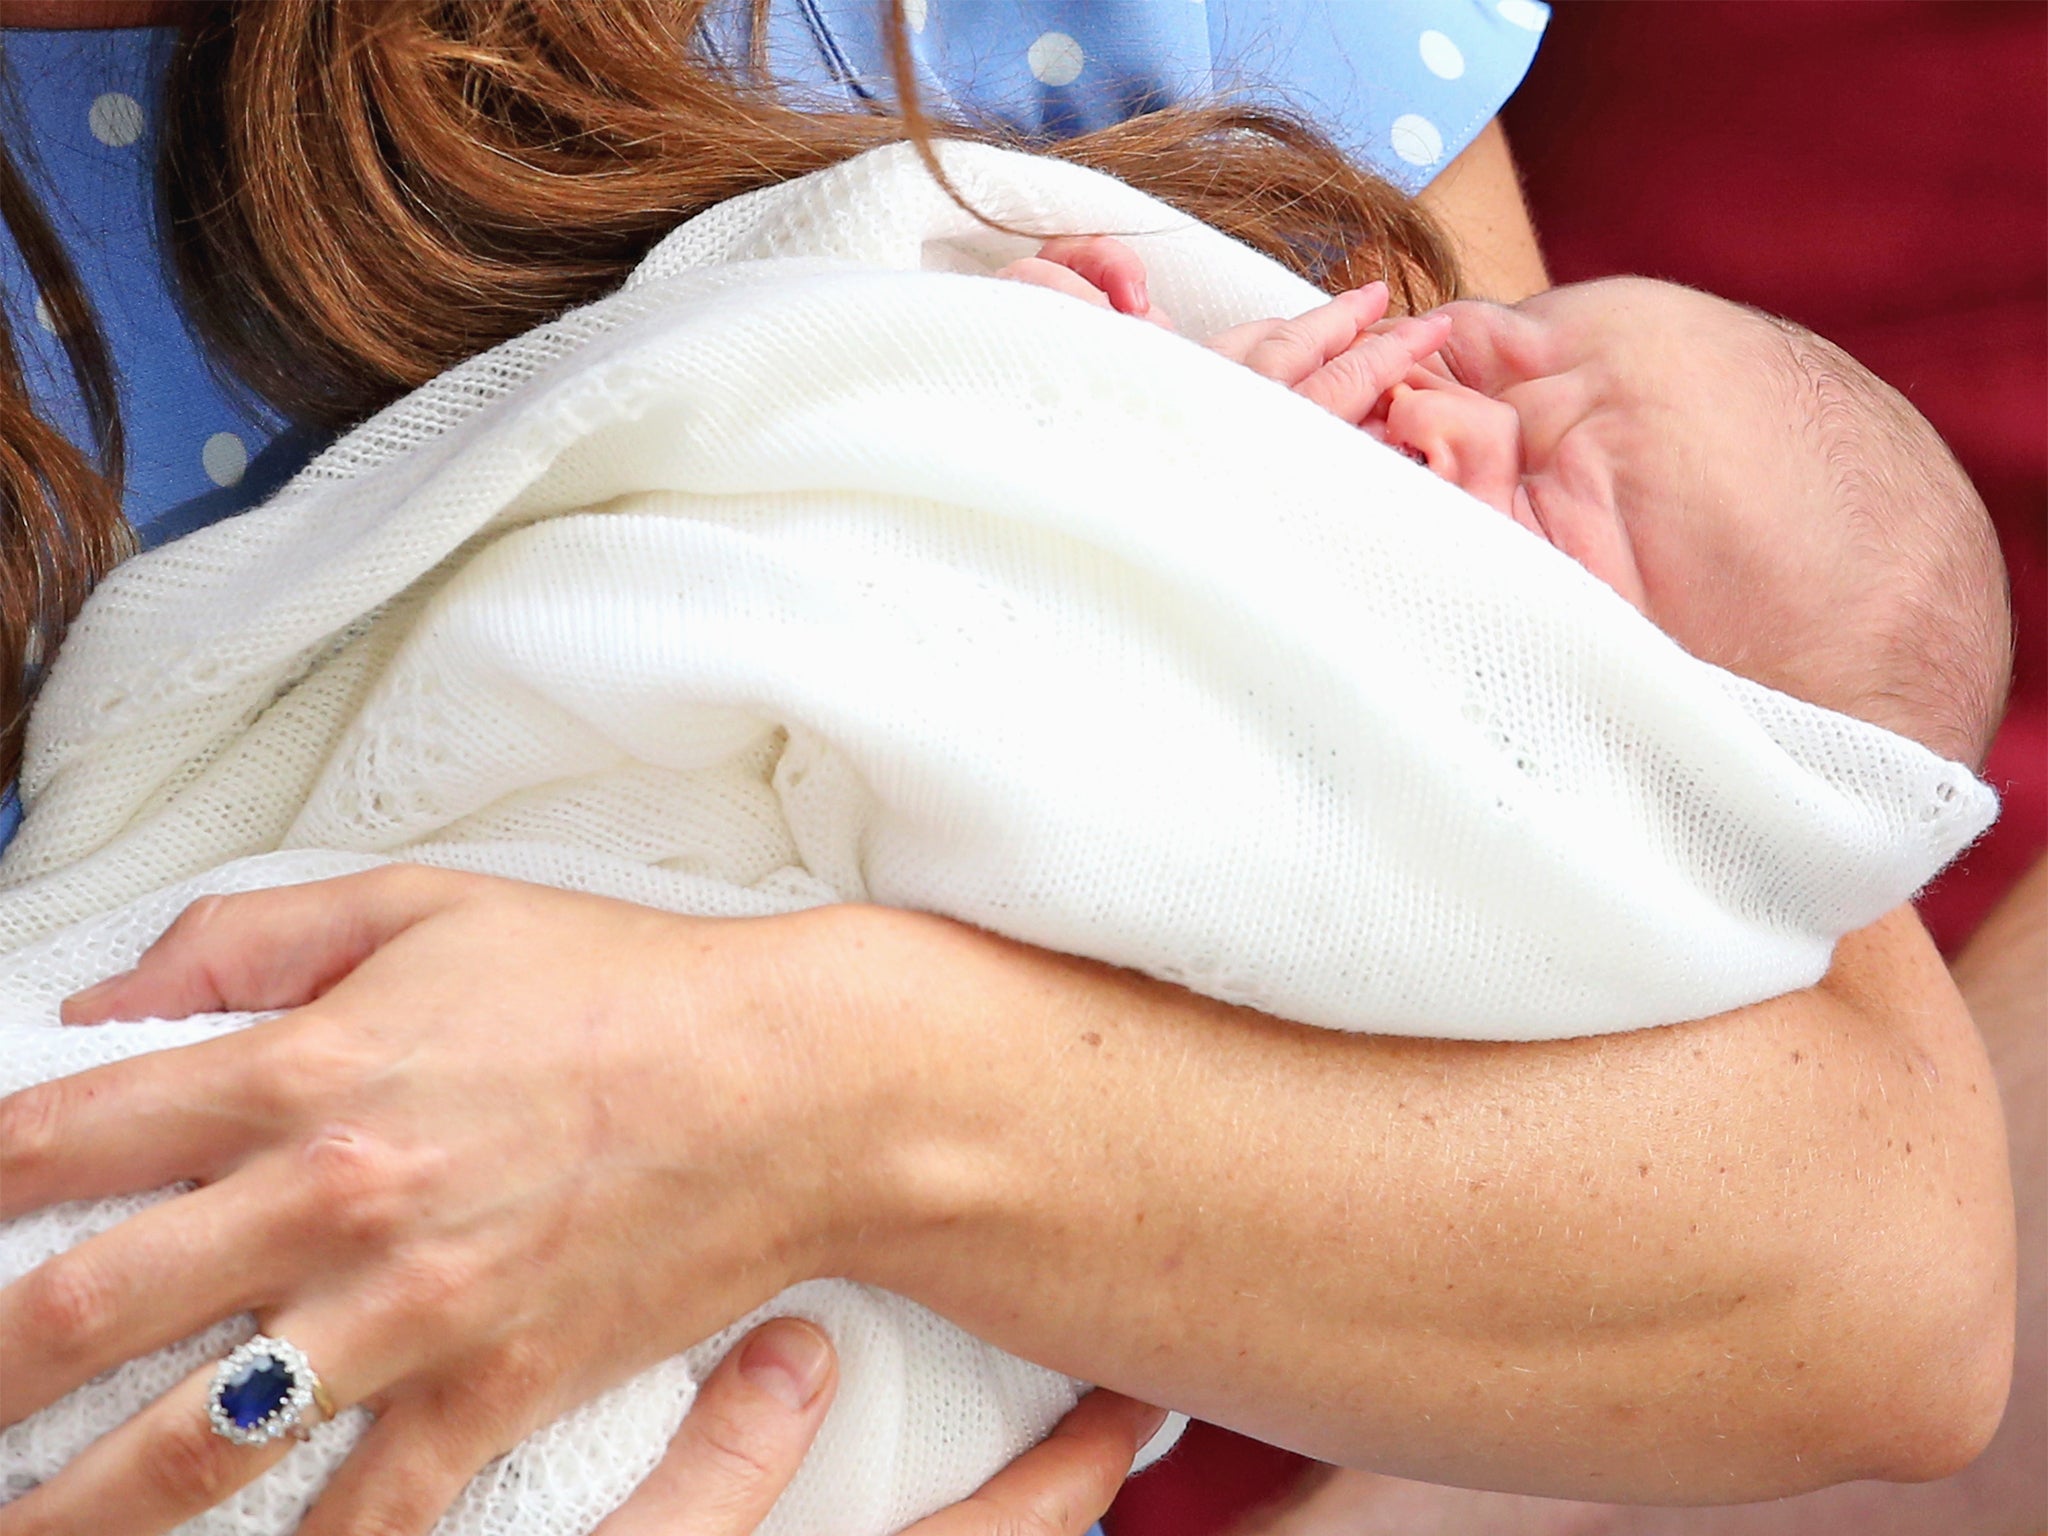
[0,66,134,779]
[1758,319,2012,766]
[0,0,1457,783]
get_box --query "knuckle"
[683,1396,798,1492]
[356,863,426,900]
[1262,319,1316,365]
[1014,1493,1089,1536]
[1334,342,1387,380]
[156,894,235,952]
[243,1024,374,1118]
[359,862,470,906]
[1315,356,1386,412]
[372,1244,485,1334]
[0,1084,63,1182]
[1270,317,1313,348]
[296,1129,415,1246]
[467,1336,554,1420]
[963,1493,1067,1536]
[20,1252,121,1354]
[146,1413,249,1508]
[319,1473,449,1536]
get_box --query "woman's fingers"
[1206,282,1390,380]
[291,1394,511,1536]
[591,1318,838,1536]
[1293,313,1454,425]
[0,1316,369,1536]
[0,1370,293,1536]
[61,866,470,1025]
[899,1390,1170,1536]
[0,1170,291,1426]
[0,1029,282,1217]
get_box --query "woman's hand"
[0,866,891,1535]
[0,866,2013,1516]
[591,1317,1163,1536]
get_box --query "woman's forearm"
[817,903,2013,1502]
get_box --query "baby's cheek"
[1570,503,1656,619]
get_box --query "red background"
[1109,3,2047,1530]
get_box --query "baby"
[1005,240,2012,767]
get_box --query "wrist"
[765,902,1021,1291]
[788,904,1178,1340]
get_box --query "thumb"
[900,1390,1169,1536]
[593,1318,838,1536]
[61,864,474,1024]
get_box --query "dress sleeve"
[707,0,1547,193]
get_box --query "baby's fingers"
[1033,236,1150,317]
[1206,282,1391,384]
[994,255,1119,310]
[1295,313,1454,425]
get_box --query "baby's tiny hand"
[1207,283,1453,428]
[996,235,1175,329]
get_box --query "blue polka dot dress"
[0,0,1545,853]
[1,26,322,848]
[708,0,1549,194]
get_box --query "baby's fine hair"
[1755,317,2012,767]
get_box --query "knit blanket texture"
[0,144,1995,1535]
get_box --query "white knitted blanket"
[0,145,1994,1534]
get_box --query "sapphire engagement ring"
[206,1334,336,1446]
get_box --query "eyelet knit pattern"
[0,143,1992,1535]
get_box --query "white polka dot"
[32,294,57,334]
[1496,0,1547,32]
[902,0,926,31]
[1418,30,1466,80]
[88,92,145,148]
[202,431,248,488]
[1026,31,1085,87]
[1390,113,1444,168]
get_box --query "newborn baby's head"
[1381,277,2010,765]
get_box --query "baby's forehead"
[1595,292,1879,461]
[1601,300,1871,550]
[1558,279,1785,378]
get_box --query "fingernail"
[738,1319,832,1411]
[1133,276,1150,314]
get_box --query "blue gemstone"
[219,1354,294,1430]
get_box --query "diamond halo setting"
[206,1334,328,1446]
